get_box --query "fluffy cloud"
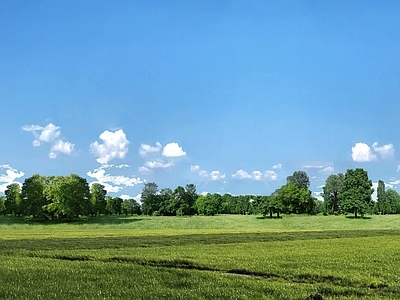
[90,129,129,164]
[191,165,225,181]
[232,169,278,181]
[139,142,162,157]
[23,123,61,146]
[372,142,395,160]
[87,166,144,193]
[162,142,186,157]
[0,165,25,193]
[351,142,378,162]
[23,123,75,158]
[49,140,75,159]
[352,142,395,162]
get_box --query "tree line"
[1,168,399,220]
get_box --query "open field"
[1,215,400,299]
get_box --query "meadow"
[1,214,400,299]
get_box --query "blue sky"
[1,1,400,201]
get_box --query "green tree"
[5,183,21,216]
[0,196,5,215]
[340,168,373,218]
[106,197,123,215]
[45,174,91,220]
[121,199,133,216]
[195,193,220,216]
[385,189,400,214]
[185,184,197,216]
[323,173,344,214]
[287,171,310,189]
[259,195,283,218]
[376,180,389,214]
[20,174,48,219]
[141,182,159,216]
[279,183,314,214]
[90,183,107,215]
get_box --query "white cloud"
[23,123,74,158]
[115,164,131,169]
[144,161,173,169]
[272,163,282,169]
[389,179,400,186]
[372,142,395,160]
[191,165,225,181]
[162,142,186,157]
[302,163,334,174]
[49,140,75,159]
[231,169,278,181]
[86,168,144,193]
[23,123,61,146]
[320,166,334,174]
[138,166,152,174]
[139,142,162,157]
[90,129,129,164]
[232,169,252,180]
[351,142,395,162]
[351,142,378,162]
[0,165,25,193]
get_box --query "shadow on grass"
[0,215,144,225]
[256,216,282,220]
[345,216,371,220]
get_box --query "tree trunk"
[269,208,273,218]
[354,208,357,218]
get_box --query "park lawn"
[1,214,400,299]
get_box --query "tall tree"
[323,173,344,214]
[376,180,388,214]
[385,189,400,214]
[90,183,107,215]
[0,196,6,215]
[20,174,48,219]
[141,182,159,215]
[287,171,310,189]
[4,183,21,216]
[340,168,373,218]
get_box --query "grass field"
[1,214,400,299]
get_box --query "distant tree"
[287,171,310,190]
[0,196,5,215]
[20,174,49,219]
[323,173,344,214]
[385,189,400,214]
[121,199,132,216]
[279,183,314,214]
[185,184,197,216]
[141,182,159,216]
[5,183,21,216]
[106,197,123,215]
[220,193,235,214]
[340,168,373,218]
[90,183,107,216]
[158,188,173,215]
[196,193,220,216]
[45,174,91,221]
[376,180,389,215]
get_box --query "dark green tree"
[376,180,389,214]
[287,171,310,189]
[339,168,373,218]
[4,183,21,216]
[0,196,5,215]
[90,183,107,215]
[323,173,344,214]
[141,182,159,216]
[20,174,48,219]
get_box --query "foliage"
[278,183,315,214]
[340,168,374,218]
[106,196,123,215]
[323,173,344,214]
[20,174,48,219]
[140,182,159,216]
[121,198,141,216]
[0,196,5,215]
[90,183,107,215]
[4,183,21,216]
[287,170,310,189]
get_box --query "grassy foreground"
[1,214,400,299]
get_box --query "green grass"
[1,214,400,299]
